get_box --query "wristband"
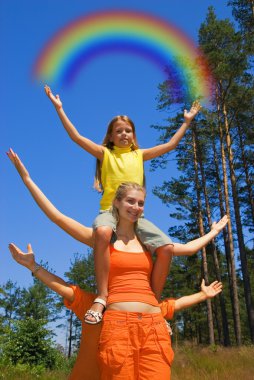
[32,263,42,276]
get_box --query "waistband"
[103,310,164,323]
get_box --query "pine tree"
[199,6,254,343]
[64,251,95,356]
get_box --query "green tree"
[64,251,95,357]
[151,3,254,345]
[199,6,254,343]
[228,0,254,54]
[0,280,22,327]
[0,266,64,366]
[3,318,57,368]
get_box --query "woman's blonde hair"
[111,182,146,223]
[94,115,139,192]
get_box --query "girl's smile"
[110,120,134,148]
[115,189,145,223]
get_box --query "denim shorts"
[93,210,173,254]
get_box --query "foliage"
[0,266,65,370]
[64,251,95,356]
[2,318,57,368]
[152,3,254,345]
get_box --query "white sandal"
[84,297,107,325]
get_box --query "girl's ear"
[113,199,119,209]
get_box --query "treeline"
[0,265,65,370]
[152,1,254,346]
[0,254,96,370]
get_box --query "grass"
[172,344,254,380]
[1,345,254,379]
[0,369,68,380]
[0,363,69,380]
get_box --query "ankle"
[96,294,108,302]
[96,292,108,300]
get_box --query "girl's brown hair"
[94,115,139,192]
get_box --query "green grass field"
[172,345,254,380]
[1,345,254,379]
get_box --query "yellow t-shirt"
[100,146,144,211]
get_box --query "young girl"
[45,86,202,324]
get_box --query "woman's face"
[115,189,145,223]
[110,120,134,148]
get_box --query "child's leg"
[85,226,112,323]
[151,245,174,300]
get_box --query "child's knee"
[95,226,113,243]
[155,244,174,259]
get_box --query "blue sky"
[1,1,233,292]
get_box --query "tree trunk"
[237,122,254,227]
[192,128,215,345]
[195,124,231,346]
[68,310,74,358]
[217,87,242,345]
[223,103,254,342]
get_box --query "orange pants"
[98,310,174,380]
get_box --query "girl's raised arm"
[7,149,94,248]
[45,85,104,160]
[142,101,201,161]
[8,243,75,302]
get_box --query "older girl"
[8,181,224,379]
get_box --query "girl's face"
[110,120,134,148]
[114,189,145,223]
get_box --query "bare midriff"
[107,302,161,313]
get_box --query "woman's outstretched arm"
[8,243,75,302]
[173,215,228,256]
[174,279,223,311]
[7,149,94,248]
[160,279,223,320]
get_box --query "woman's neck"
[115,219,140,247]
[116,220,135,242]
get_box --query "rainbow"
[33,10,213,103]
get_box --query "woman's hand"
[45,85,62,110]
[7,148,30,181]
[8,243,35,271]
[184,100,202,124]
[211,215,228,235]
[200,279,223,299]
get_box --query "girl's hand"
[7,148,30,181]
[201,279,223,299]
[211,215,228,235]
[8,243,35,271]
[184,100,202,123]
[44,85,62,110]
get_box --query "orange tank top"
[107,245,159,306]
